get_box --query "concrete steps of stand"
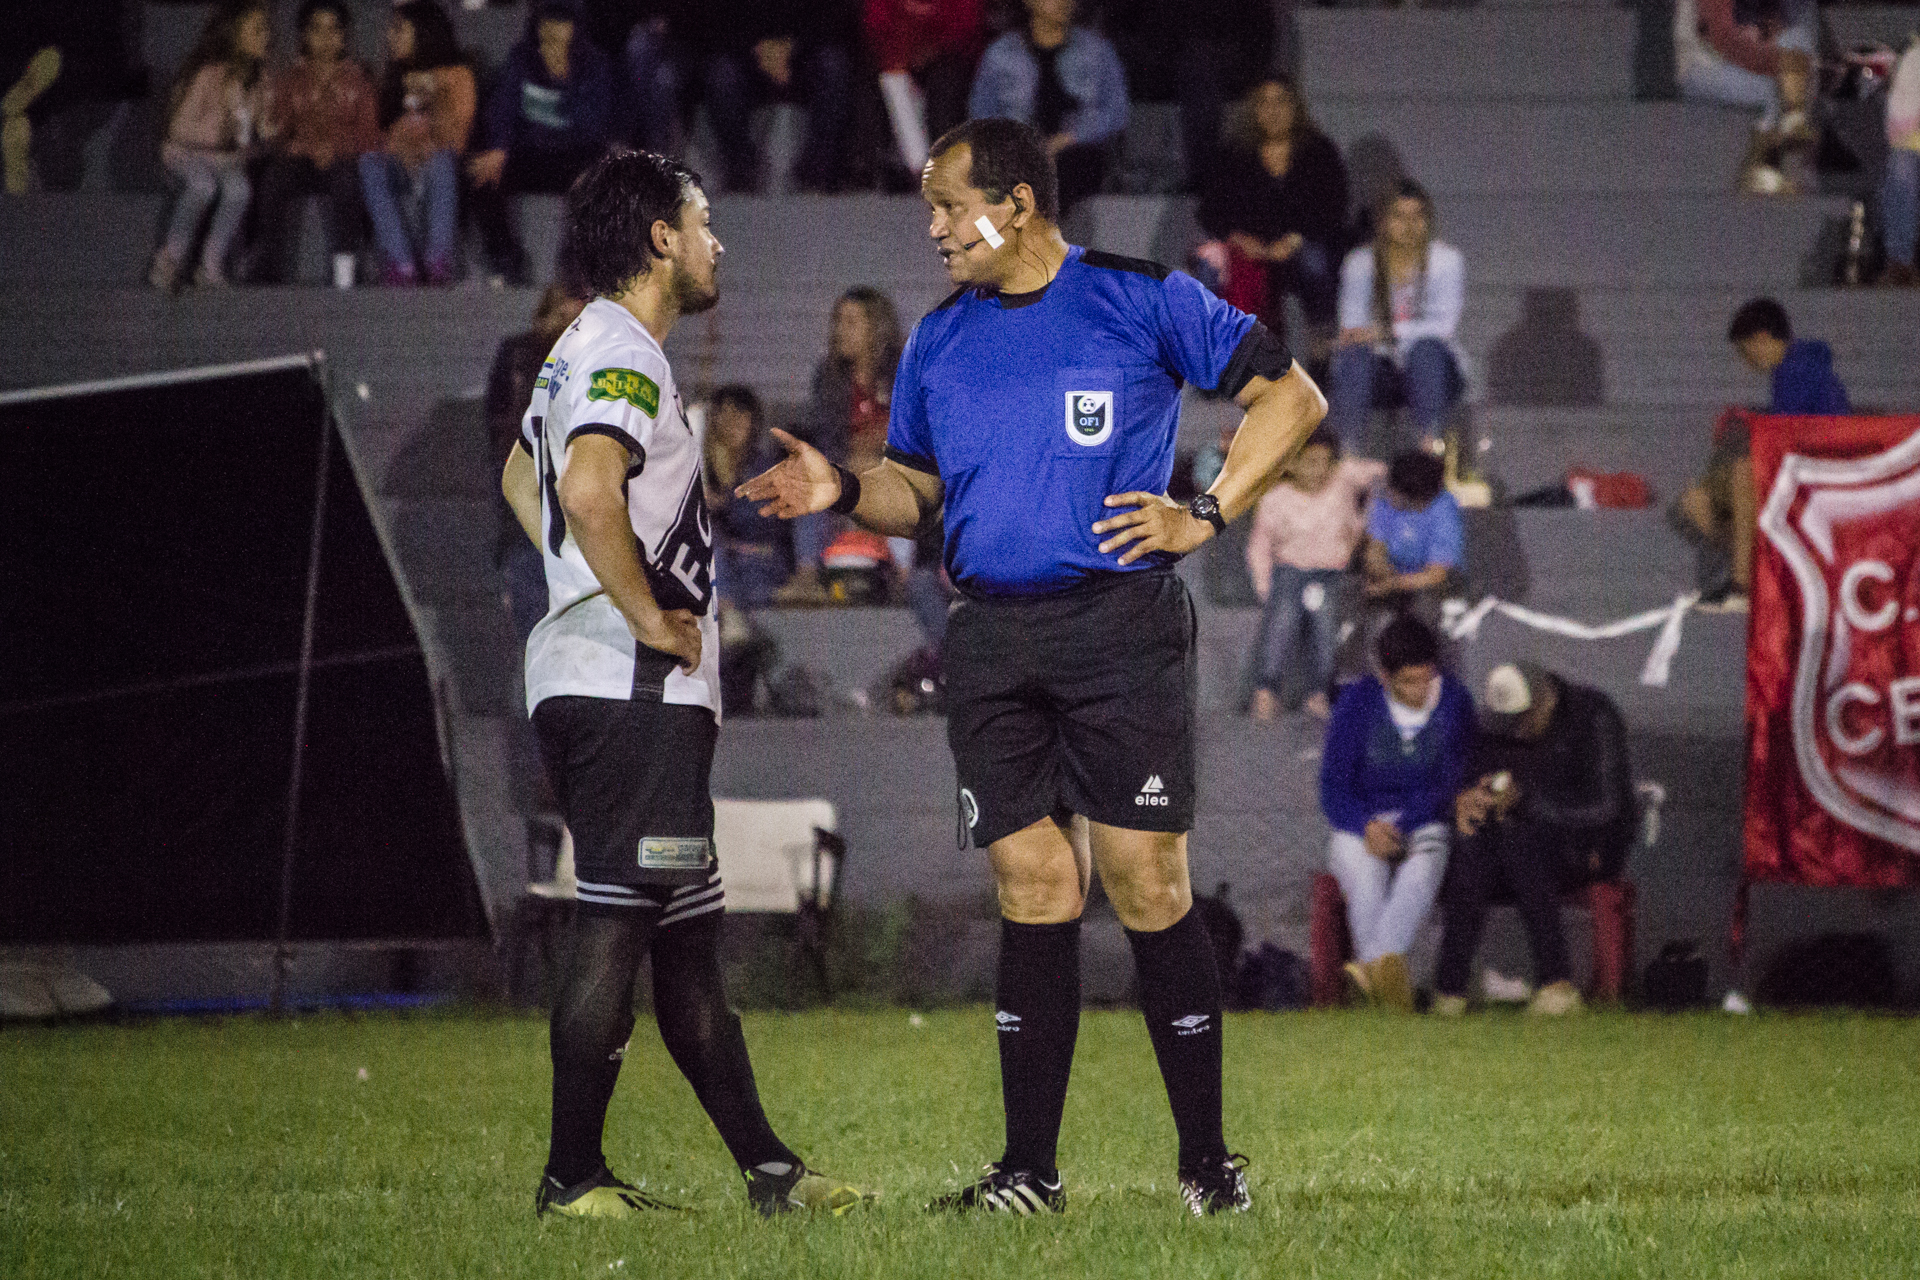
[1297,7,1638,99]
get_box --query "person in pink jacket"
[1245,427,1384,721]
[150,1,272,289]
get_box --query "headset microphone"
[954,200,1023,252]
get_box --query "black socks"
[1126,907,1228,1172]
[995,918,1083,1179]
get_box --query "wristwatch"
[1188,493,1227,535]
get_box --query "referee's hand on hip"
[737,428,843,518]
[1093,491,1215,565]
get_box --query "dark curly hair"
[561,147,704,298]
[1374,613,1440,675]
[1387,449,1445,505]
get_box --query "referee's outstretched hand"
[1093,491,1214,565]
[736,428,841,519]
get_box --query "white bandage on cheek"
[974,214,1005,249]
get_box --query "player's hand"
[736,427,842,518]
[630,606,702,673]
[1363,817,1405,860]
[1093,492,1213,565]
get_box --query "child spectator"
[1245,428,1384,721]
[1883,36,1920,287]
[779,286,904,604]
[1362,449,1463,625]
[1318,614,1473,1013]
[1674,0,1816,195]
[1326,180,1465,454]
[1196,77,1347,368]
[705,385,796,609]
[360,1,474,286]
[250,1,379,285]
[967,0,1128,215]
[149,2,272,290]
[469,0,615,286]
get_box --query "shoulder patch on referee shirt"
[639,836,711,872]
[1065,390,1114,446]
[586,367,661,417]
[1080,249,1173,281]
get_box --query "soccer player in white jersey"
[501,148,864,1219]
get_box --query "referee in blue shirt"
[741,119,1327,1216]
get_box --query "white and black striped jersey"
[521,298,719,718]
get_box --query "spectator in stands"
[966,0,1129,215]
[1246,428,1384,722]
[149,2,272,290]
[1362,449,1463,626]
[1195,77,1347,368]
[2,29,62,195]
[1673,0,1816,195]
[859,0,985,188]
[1882,35,1920,287]
[469,1,615,287]
[1326,180,1465,454]
[1318,614,1472,1013]
[250,1,378,285]
[582,1,683,155]
[779,286,904,604]
[488,284,587,644]
[705,385,796,609]
[683,0,857,194]
[1671,297,1851,611]
[361,1,474,287]
[1434,661,1634,1018]
[1105,0,1273,190]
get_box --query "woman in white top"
[1325,179,1465,454]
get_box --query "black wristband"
[828,463,862,515]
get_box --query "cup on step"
[332,252,356,290]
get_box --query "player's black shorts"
[532,696,724,916]
[944,568,1196,849]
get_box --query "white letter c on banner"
[1827,682,1884,756]
[1840,560,1898,632]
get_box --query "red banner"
[1745,414,1920,888]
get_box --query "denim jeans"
[716,541,790,609]
[1884,148,1919,269]
[1252,565,1343,701]
[703,41,852,191]
[623,25,689,154]
[1272,238,1338,327]
[1326,337,1464,452]
[1677,19,1815,130]
[1328,822,1450,963]
[359,148,458,274]
[162,151,250,272]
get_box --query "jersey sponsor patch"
[587,367,661,417]
[1065,390,1114,447]
[639,836,711,872]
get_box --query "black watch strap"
[1189,494,1227,534]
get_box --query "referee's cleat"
[535,1165,687,1218]
[743,1161,871,1217]
[928,1162,1065,1215]
[1179,1153,1252,1216]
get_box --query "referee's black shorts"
[944,568,1196,849]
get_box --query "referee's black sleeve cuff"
[884,445,939,476]
[567,423,647,470]
[1216,323,1295,399]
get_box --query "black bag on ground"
[1756,932,1902,1009]
[1643,939,1709,1010]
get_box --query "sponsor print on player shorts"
[1135,775,1170,808]
[1064,390,1113,447]
[587,367,661,417]
[638,836,711,871]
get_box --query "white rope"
[1443,592,1703,687]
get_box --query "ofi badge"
[1065,390,1113,447]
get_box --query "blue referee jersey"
[885,245,1290,597]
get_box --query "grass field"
[5,1007,1920,1279]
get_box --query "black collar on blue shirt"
[989,282,1050,309]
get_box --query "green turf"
[5,1007,1919,1278]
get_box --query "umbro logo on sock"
[1135,775,1169,807]
[1171,1013,1211,1036]
[995,1010,1022,1032]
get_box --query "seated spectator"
[1104,0,1272,191]
[1882,35,1920,287]
[860,0,985,186]
[2,31,62,195]
[1318,614,1473,1013]
[779,285,904,604]
[967,0,1128,215]
[704,385,796,609]
[1671,297,1851,611]
[149,2,272,290]
[469,0,615,286]
[1362,449,1463,628]
[1673,0,1816,195]
[683,0,856,193]
[250,1,379,285]
[1246,428,1385,722]
[487,284,587,644]
[1195,77,1347,368]
[583,0,684,155]
[1434,662,1634,1018]
[1326,181,1465,453]
[360,1,474,286]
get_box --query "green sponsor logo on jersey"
[586,367,660,416]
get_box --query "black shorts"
[532,696,724,914]
[944,569,1196,849]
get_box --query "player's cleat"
[535,1165,688,1218]
[1179,1153,1252,1216]
[928,1162,1065,1215]
[743,1161,870,1217]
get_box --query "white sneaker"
[1481,969,1532,1003]
[1527,980,1584,1017]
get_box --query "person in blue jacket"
[1318,613,1474,1011]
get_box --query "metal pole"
[0,352,323,408]
[269,378,336,1017]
